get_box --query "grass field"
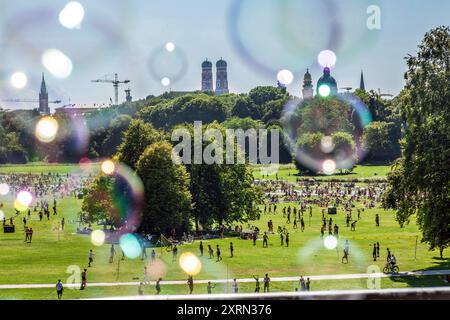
[0,163,99,174]
[1,171,449,299]
[252,164,393,182]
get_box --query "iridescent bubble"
[89,162,144,238]
[91,230,106,246]
[282,92,373,174]
[323,235,338,250]
[10,72,28,89]
[59,1,85,30]
[35,116,59,143]
[41,49,73,79]
[0,183,10,196]
[317,50,337,68]
[120,233,141,259]
[148,43,188,86]
[101,160,116,175]
[179,252,202,276]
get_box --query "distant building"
[125,88,132,102]
[215,58,229,95]
[201,59,213,92]
[54,103,110,117]
[360,70,366,91]
[39,73,50,115]
[317,67,338,95]
[302,68,314,100]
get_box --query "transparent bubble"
[120,233,141,259]
[317,50,337,68]
[281,93,373,174]
[59,1,85,30]
[179,252,202,276]
[91,230,106,247]
[148,43,188,86]
[10,72,28,89]
[42,49,73,79]
[0,183,10,196]
[88,162,144,238]
[35,116,59,143]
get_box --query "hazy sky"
[0,0,449,110]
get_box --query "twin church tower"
[201,58,229,95]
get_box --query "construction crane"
[91,73,130,106]
[377,88,394,99]
[1,99,62,104]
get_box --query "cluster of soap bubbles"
[1,1,132,89]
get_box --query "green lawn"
[0,176,449,299]
[0,163,99,174]
[252,164,393,182]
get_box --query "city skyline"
[1,0,449,111]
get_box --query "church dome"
[216,59,227,68]
[202,59,212,68]
[304,68,312,80]
[317,67,338,94]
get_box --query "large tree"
[174,122,263,231]
[116,119,166,170]
[362,121,401,162]
[136,141,192,235]
[384,26,450,258]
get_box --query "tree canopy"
[384,26,450,257]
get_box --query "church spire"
[40,73,47,95]
[360,70,365,91]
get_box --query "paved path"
[1,269,449,290]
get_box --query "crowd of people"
[1,171,404,299]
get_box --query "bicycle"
[383,263,399,274]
